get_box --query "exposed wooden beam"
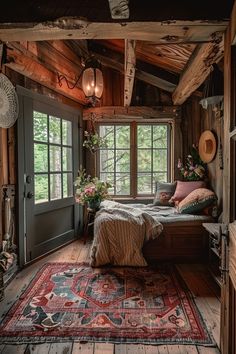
[124,39,136,106]
[95,51,176,92]
[108,0,129,19]
[172,38,224,105]
[6,43,87,104]
[83,106,181,120]
[0,19,227,43]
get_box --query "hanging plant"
[83,113,107,153]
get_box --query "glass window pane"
[153,150,167,171]
[137,125,151,148]
[34,143,48,173]
[50,174,62,200]
[50,146,61,172]
[116,126,130,148]
[100,149,115,173]
[99,126,114,148]
[63,147,72,171]
[33,111,48,142]
[100,173,114,195]
[116,150,130,172]
[153,126,168,148]
[137,149,151,172]
[138,174,152,194]
[153,172,167,184]
[35,174,49,204]
[115,174,130,195]
[49,116,61,144]
[62,120,72,146]
[63,173,73,198]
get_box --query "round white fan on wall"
[0,73,19,128]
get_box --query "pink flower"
[177,158,182,169]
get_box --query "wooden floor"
[0,240,221,354]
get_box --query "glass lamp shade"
[82,67,103,101]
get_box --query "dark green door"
[17,87,81,265]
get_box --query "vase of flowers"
[177,145,207,181]
[74,168,112,210]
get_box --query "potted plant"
[74,168,112,210]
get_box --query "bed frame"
[142,220,209,263]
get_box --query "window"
[99,122,171,197]
[33,111,73,204]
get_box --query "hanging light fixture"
[58,56,103,106]
[199,64,223,111]
[81,57,103,105]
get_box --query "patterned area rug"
[0,263,215,345]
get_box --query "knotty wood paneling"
[181,95,223,210]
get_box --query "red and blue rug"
[0,263,215,345]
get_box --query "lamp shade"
[82,58,103,104]
[199,64,223,110]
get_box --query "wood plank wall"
[181,95,223,212]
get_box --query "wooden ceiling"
[0,0,232,107]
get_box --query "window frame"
[97,119,172,199]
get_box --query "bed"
[90,200,213,266]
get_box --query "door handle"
[27,192,34,199]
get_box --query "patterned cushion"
[170,180,206,203]
[178,188,217,214]
[153,181,176,206]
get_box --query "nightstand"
[203,223,223,287]
[83,207,96,244]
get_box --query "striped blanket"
[90,202,163,267]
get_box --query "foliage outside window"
[98,123,170,197]
[33,111,73,204]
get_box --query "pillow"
[178,188,217,214]
[153,181,176,206]
[170,180,206,203]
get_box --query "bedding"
[90,201,163,267]
[90,200,212,266]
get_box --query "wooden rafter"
[107,0,129,19]
[0,19,227,43]
[172,38,224,105]
[124,39,136,106]
[92,49,176,92]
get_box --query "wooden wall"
[181,96,223,211]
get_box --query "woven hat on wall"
[199,130,217,163]
[0,73,19,129]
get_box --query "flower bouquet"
[74,168,112,210]
[177,145,207,181]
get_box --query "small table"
[83,207,96,244]
[202,223,223,287]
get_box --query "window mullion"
[131,121,137,198]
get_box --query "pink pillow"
[171,180,206,202]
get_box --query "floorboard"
[0,240,221,354]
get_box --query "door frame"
[16,86,83,267]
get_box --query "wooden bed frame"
[142,220,209,263]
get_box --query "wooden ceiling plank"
[6,44,87,104]
[172,38,224,105]
[108,0,129,19]
[94,50,175,92]
[124,39,136,106]
[14,41,83,84]
[0,19,227,43]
